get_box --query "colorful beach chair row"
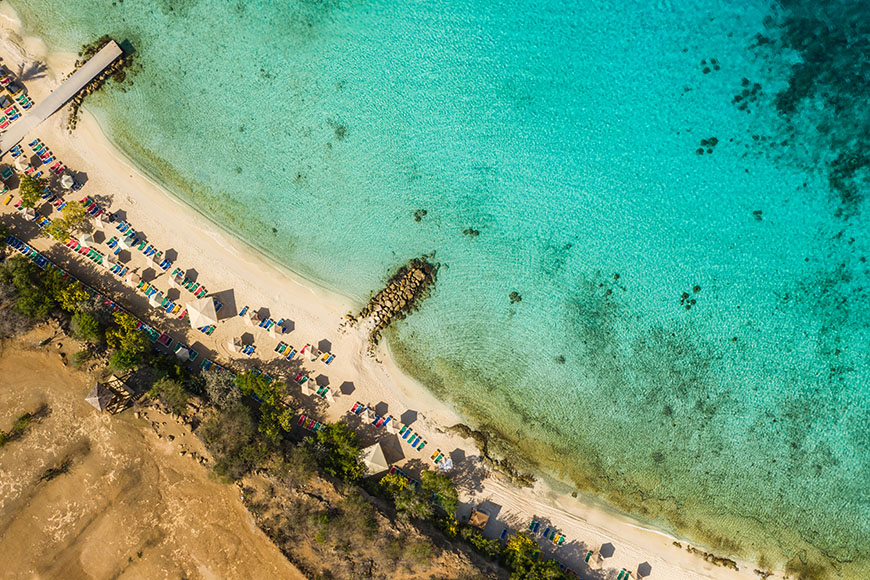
[5,235,50,269]
[315,384,331,399]
[398,424,426,451]
[431,449,445,465]
[241,344,256,356]
[297,414,326,432]
[293,371,308,386]
[170,268,209,297]
[371,413,392,428]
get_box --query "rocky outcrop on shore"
[65,36,135,131]
[345,256,438,353]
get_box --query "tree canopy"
[18,174,47,208]
[312,422,364,482]
[45,201,89,241]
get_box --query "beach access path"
[0,40,122,156]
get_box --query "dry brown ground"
[0,329,307,580]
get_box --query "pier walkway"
[0,41,123,156]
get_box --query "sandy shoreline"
[0,8,785,580]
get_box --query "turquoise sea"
[9,0,870,575]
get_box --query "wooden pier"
[0,40,123,155]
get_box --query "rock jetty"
[66,36,135,131]
[346,257,438,352]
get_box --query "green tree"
[379,471,409,498]
[148,377,189,415]
[199,400,271,481]
[236,372,292,445]
[394,485,432,521]
[105,312,148,355]
[45,201,89,241]
[312,422,364,482]
[108,349,140,371]
[505,533,568,580]
[0,257,55,319]
[421,470,458,513]
[70,311,102,342]
[202,368,240,408]
[18,174,47,208]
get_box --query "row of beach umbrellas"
[12,156,76,189]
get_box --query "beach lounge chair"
[298,415,307,426]
[417,440,426,451]
[500,529,508,541]
[402,429,412,440]
[239,305,248,316]
[285,348,296,359]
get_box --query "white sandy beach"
[0,7,783,580]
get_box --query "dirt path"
[0,338,306,580]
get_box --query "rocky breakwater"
[66,35,136,131]
[345,257,438,354]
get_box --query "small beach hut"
[60,173,75,190]
[359,442,390,476]
[79,233,95,249]
[186,296,218,329]
[469,508,491,531]
[85,382,116,412]
[125,271,140,286]
[14,156,30,172]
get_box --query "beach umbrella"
[637,562,652,578]
[300,381,312,397]
[22,207,37,220]
[79,233,95,249]
[268,323,279,338]
[599,543,615,559]
[125,271,140,286]
[116,236,131,251]
[94,215,105,230]
[103,253,117,268]
[246,310,260,327]
[148,294,162,308]
[60,173,75,189]
[168,270,184,287]
[228,337,241,353]
[175,346,190,361]
[385,418,397,434]
[186,296,218,329]
[359,442,389,476]
[360,407,373,422]
[14,156,29,171]
[325,389,336,403]
[438,457,454,472]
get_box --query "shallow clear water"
[10,0,870,573]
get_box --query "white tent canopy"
[186,296,218,329]
[22,207,37,220]
[60,173,75,189]
[360,442,389,476]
